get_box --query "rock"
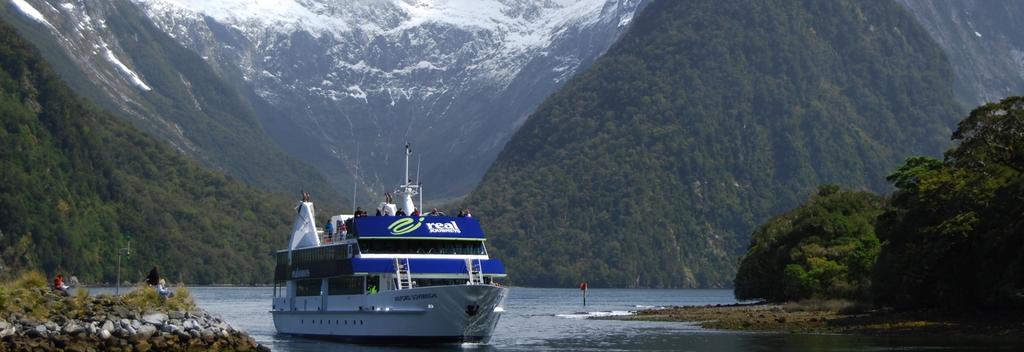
[168,311,185,320]
[101,320,114,333]
[44,321,59,331]
[162,324,179,333]
[99,329,111,340]
[63,322,83,334]
[0,326,15,338]
[31,324,48,337]
[113,306,129,318]
[131,320,141,329]
[66,342,91,352]
[51,334,70,348]
[136,324,157,338]
[142,312,167,326]
[119,319,131,329]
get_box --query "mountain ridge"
[1,0,349,204]
[0,16,298,283]
[465,0,961,288]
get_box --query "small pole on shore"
[115,241,131,295]
[580,281,588,306]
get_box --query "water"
[88,287,1021,351]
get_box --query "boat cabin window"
[295,279,322,297]
[413,278,467,287]
[328,276,364,295]
[359,239,486,255]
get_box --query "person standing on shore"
[53,274,69,296]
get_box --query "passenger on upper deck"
[354,207,367,217]
[396,208,407,216]
[428,208,445,216]
[411,209,420,216]
[326,221,334,236]
[464,209,473,218]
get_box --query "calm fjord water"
[136,287,1022,351]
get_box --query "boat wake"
[555,310,634,319]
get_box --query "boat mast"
[395,143,418,215]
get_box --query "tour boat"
[271,146,508,343]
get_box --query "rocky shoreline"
[0,287,267,352]
[607,302,1024,337]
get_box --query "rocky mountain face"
[1,0,346,203]
[132,0,645,199]
[897,0,1024,106]
[464,0,961,288]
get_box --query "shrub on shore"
[734,187,884,302]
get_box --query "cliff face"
[897,0,1024,105]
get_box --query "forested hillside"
[466,0,961,287]
[0,18,296,284]
[0,0,349,204]
[734,97,1024,310]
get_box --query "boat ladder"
[465,259,484,285]
[394,258,413,290]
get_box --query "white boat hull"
[272,284,508,343]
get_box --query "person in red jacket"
[53,274,69,296]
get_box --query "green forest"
[466,0,961,288]
[734,186,883,302]
[0,18,301,284]
[736,96,1024,310]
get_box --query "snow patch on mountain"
[102,43,153,91]
[10,0,54,28]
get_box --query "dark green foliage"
[734,186,884,302]
[0,19,294,284]
[465,0,959,287]
[873,96,1024,310]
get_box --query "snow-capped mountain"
[133,0,645,198]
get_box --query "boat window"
[328,276,364,295]
[296,279,322,296]
[413,278,467,287]
[359,239,486,255]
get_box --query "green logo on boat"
[388,217,425,235]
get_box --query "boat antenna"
[404,142,411,189]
